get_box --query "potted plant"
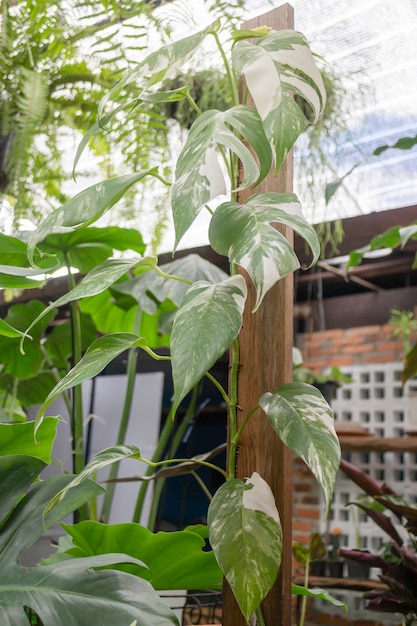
[0,15,343,625]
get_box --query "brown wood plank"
[340,435,417,452]
[292,575,388,592]
[223,5,294,626]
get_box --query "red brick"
[295,507,321,519]
[363,354,397,364]
[293,520,314,532]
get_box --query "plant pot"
[327,560,344,577]
[309,560,327,576]
[346,558,369,579]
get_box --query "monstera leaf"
[208,472,282,622]
[49,521,222,591]
[232,29,326,171]
[171,106,272,247]
[0,453,178,626]
[170,275,247,414]
[209,192,319,310]
[260,383,341,516]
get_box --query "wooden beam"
[339,435,417,452]
[223,5,294,625]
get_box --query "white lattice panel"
[316,363,417,622]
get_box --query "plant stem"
[100,310,142,522]
[227,336,240,479]
[255,606,266,626]
[211,30,239,107]
[298,556,310,626]
[66,261,87,521]
[132,404,176,524]
[146,385,201,529]
[191,470,213,502]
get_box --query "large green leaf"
[27,171,156,265]
[0,418,58,462]
[209,192,319,310]
[1,557,177,626]
[0,233,56,273]
[0,274,44,289]
[114,253,229,314]
[22,258,148,347]
[35,333,145,431]
[232,30,326,171]
[208,473,282,621]
[172,106,272,248]
[170,275,247,414]
[0,301,57,379]
[0,455,46,524]
[0,457,177,626]
[59,521,222,590]
[260,382,341,516]
[39,226,146,273]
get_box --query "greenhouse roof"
[245,0,417,223]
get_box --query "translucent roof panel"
[245,0,417,223]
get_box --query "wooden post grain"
[223,5,294,625]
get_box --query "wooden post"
[223,4,294,625]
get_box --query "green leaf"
[0,557,177,626]
[172,106,272,248]
[260,383,340,516]
[209,192,319,310]
[35,333,145,431]
[171,275,247,414]
[28,171,156,265]
[45,445,142,516]
[0,418,58,462]
[373,133,417,156]
[60,521,222,590]
[292,584,347,610]
[208,473,282,621]
[0,456,177,626]
[0,319,25,338]
[402,341,417,384]
[39,226,146,273]
[0,301,57,379]
[232,30,326,171]
[399,223,417,248]
[346,225,405,269]
[22,258,146,347]
[0,455,46,524]
[0,274,44,289]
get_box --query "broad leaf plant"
[0,19,341,625]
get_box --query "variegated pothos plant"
[17,20,341,624]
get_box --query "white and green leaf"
[22,258,143,348]
[28,172,156,265]
[171,275,247,414]
[232,30,326,171]
[98,21,219,121]
[44,445,143,516]
[35,333,145,432]
[209,192,320,310]
[171,106,272,248]
[208,473,282,621]
[260,383,340,516]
